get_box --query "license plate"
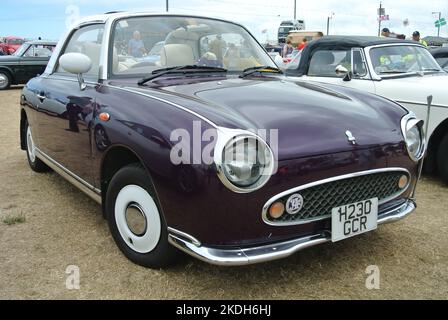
[331,198,378,242]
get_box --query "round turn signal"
[269,202,285,219]
[99,112,110,122]
[398,175,409,189]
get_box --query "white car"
[285,36,448,183]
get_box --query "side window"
[308,50,351,77]
[56,24,105,76]
[352,49,367,78]
[24,45,53,58]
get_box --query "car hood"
[377,73,448,107]
[128,77,407,160]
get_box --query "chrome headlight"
[214,128,275,193]
[401,113,425,162]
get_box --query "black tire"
[25,121,50,173]
[437,133,448,184]
[106,163,180,268]
[0,71,11,90]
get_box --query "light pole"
[166,0,169,12]
[327,12,334,35]
[294,0,297,21]
[432,11,442,37]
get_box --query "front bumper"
[168,199,416,266]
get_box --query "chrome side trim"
[35,148,102,204]
[261,167,411,226]
[107,85,219,129]
[168,200,416,266]
[168,227,201,247]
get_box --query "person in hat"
[412,31,428,47]
[381,28,391,38]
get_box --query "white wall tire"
[106,163,179,268]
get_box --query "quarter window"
[308,50,351,77]
[56,24,105,76]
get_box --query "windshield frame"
[107,14,276,79]
[365,43,443,80]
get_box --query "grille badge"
[345,130,357,145]
[286,194,304,215]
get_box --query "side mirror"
[59,53,92,90]
[335,64,352,82]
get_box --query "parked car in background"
[0,40,56,90]
[0,36,25,55]
[21,13,423,268]
[278,20,305,43]
[286,36,448,184]
[430,47,448,72]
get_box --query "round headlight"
[401,114,425,162]
[215,130,275,193]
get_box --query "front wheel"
[106,163,179,268]
[25,122,50,172]
[437,133,448,184]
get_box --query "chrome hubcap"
[0,74,7,88]
[125,203,147,236]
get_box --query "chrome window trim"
[261,167,411,227]
[35,148,101,204]
[351,47,371,80]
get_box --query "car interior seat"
[308,51,336,76]
[159,44,195,67]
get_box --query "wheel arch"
[426,117,448,172]
[99,144,160,218]
[20,108,28,150]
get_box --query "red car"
[0,36,24,55]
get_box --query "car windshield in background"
[8,39,24,45]
[369,45,442,77]
[111,16,276,76]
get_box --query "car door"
[300,48,376,93]
[32,24,105,184]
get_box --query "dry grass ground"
[0,87,447,300]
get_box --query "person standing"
[282,39,293,58]
[298,38,307,50]
[209,34,226,60]
[412,31,428,47]
[128,31,147,58]
[381,28,391,38]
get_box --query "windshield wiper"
[421,68,441,72]
[138,65,227,85]
[239,66,283,78]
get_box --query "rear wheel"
[437,133,448,184]
[106,163,179,268]
[25,122,50,172]
[0,71,11,90]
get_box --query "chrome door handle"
[37,94,46,101]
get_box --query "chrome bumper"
[168,200,416,266]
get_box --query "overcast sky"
[1,0,447,41]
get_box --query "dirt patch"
[0,88,447,299]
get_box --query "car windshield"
[111,16,276,76]
[369,45,442,76]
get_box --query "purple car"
[20,13,425,268]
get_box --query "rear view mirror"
[59,53,92,90]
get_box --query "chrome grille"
[266,171,409,224]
